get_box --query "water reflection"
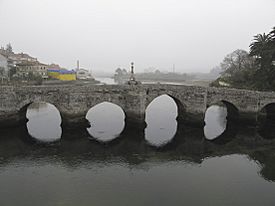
[1,118,275,206]
[258,103,275,139]
[26,102,62,143]
[204,105,227,140]
[250,150,275,182]
[1,130,275,206]
[145,95,177,147]
[258,118,275,139]
[86,102,125,142]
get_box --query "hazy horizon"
[0,0,274,73]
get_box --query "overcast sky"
[0,0,274,73]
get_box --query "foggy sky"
[0,0,274,73]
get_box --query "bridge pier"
[238,112,258,126]
[124,111,146,127]
[179,112,205,128]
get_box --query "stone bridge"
[1,84,275,128]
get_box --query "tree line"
[114,67,192,84]
[211,27,275,91]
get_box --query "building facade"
[76,68,94,80]
[48,69,76,81]
[15,61,48,79]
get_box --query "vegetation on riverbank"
[211,27,275,91]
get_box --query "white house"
[76,68,94,80]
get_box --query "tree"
[212,26,275,91]
[220,49,254,76]
[122,69,128,75]
[155,69,161,74]
[249,28,275,90]
[115,68,123,76]
[270,27,275,40]
[114,67,129,84]
[211,49,257,89]
[269,27,275,62]
[249,33,273,69]
[5,43,13,54]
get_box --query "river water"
[1,81,275,205]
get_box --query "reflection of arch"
[204,100,238,144]
[250,151,275,182]
[20,102,62,143]
[146,94,186,121]
[85,101,126,142]
[145,94,179,147]
[207,120,238,144]
[207,100,239,121]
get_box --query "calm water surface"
[1,96,275,206]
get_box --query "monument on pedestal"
[126,62,141,85]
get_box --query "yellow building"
[58,73,76,81]
[47,69,59,79]
[48,69,76,81]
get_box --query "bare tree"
[220,49,255,76]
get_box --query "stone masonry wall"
[1,84,275,127]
